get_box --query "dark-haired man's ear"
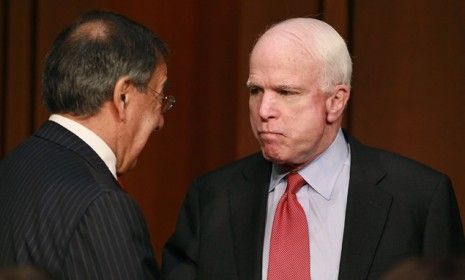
[326,85,350,123]
[113,76,132,121]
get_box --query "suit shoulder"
[350,137,450,193]
[196,152,266,182]
[184,153,269,197]
[368,145,445,178]
[0,134,124,237]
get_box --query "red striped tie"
[268,172,310,280]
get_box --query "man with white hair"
[162,18,464,280]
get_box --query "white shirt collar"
[270,129,349,200]
[49,114,117,178]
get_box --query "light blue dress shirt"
[262,129,351,280]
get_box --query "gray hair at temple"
[256,18,352,93]
[43,10,169,117]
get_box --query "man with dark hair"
[0,10,174,279]
[162,18,464,280]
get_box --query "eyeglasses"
[146,86,175,113]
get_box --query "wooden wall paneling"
[4,0,101,151]
[0,1,6,156]
[4,1,35,154]
[184,0,240,173]
[322,0,351,129]
[236,0,324,157]
[132,0,200,257]
[96,0,243,256]
[322,0,349,39]
[108,0,204,257]
[350,0,465,226]
[29,0,39,131]
[34,0,107,129]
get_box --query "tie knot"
[286,172,306,194]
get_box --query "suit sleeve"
[423,175,465,255]
[162,180,201,280]
[61,191,159,280]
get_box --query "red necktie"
[268,172,310,280]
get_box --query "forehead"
[248,32,319,85]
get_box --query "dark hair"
[43,10,169,116]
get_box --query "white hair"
[257,18,352,93]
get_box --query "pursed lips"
[258,131,284,141]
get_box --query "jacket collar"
[229,153,271,280]
[338,133,392,279]
[34,121,119,189]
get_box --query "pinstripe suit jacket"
[0,121,159,279]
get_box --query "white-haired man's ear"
[326,85,350,123]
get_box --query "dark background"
[1,0,464,260]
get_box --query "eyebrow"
[246,81,304,92]
[246,81,257,89]
[273,84,304,92]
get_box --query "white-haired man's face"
[247,32,342,169]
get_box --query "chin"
[261,147,285,164]
[262,148,305,169]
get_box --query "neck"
[59,104,118,154]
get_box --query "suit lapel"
[229,154,271,280]
[338,136,393,279]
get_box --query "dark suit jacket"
[162,134,465,280]
[0,121,159,279]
